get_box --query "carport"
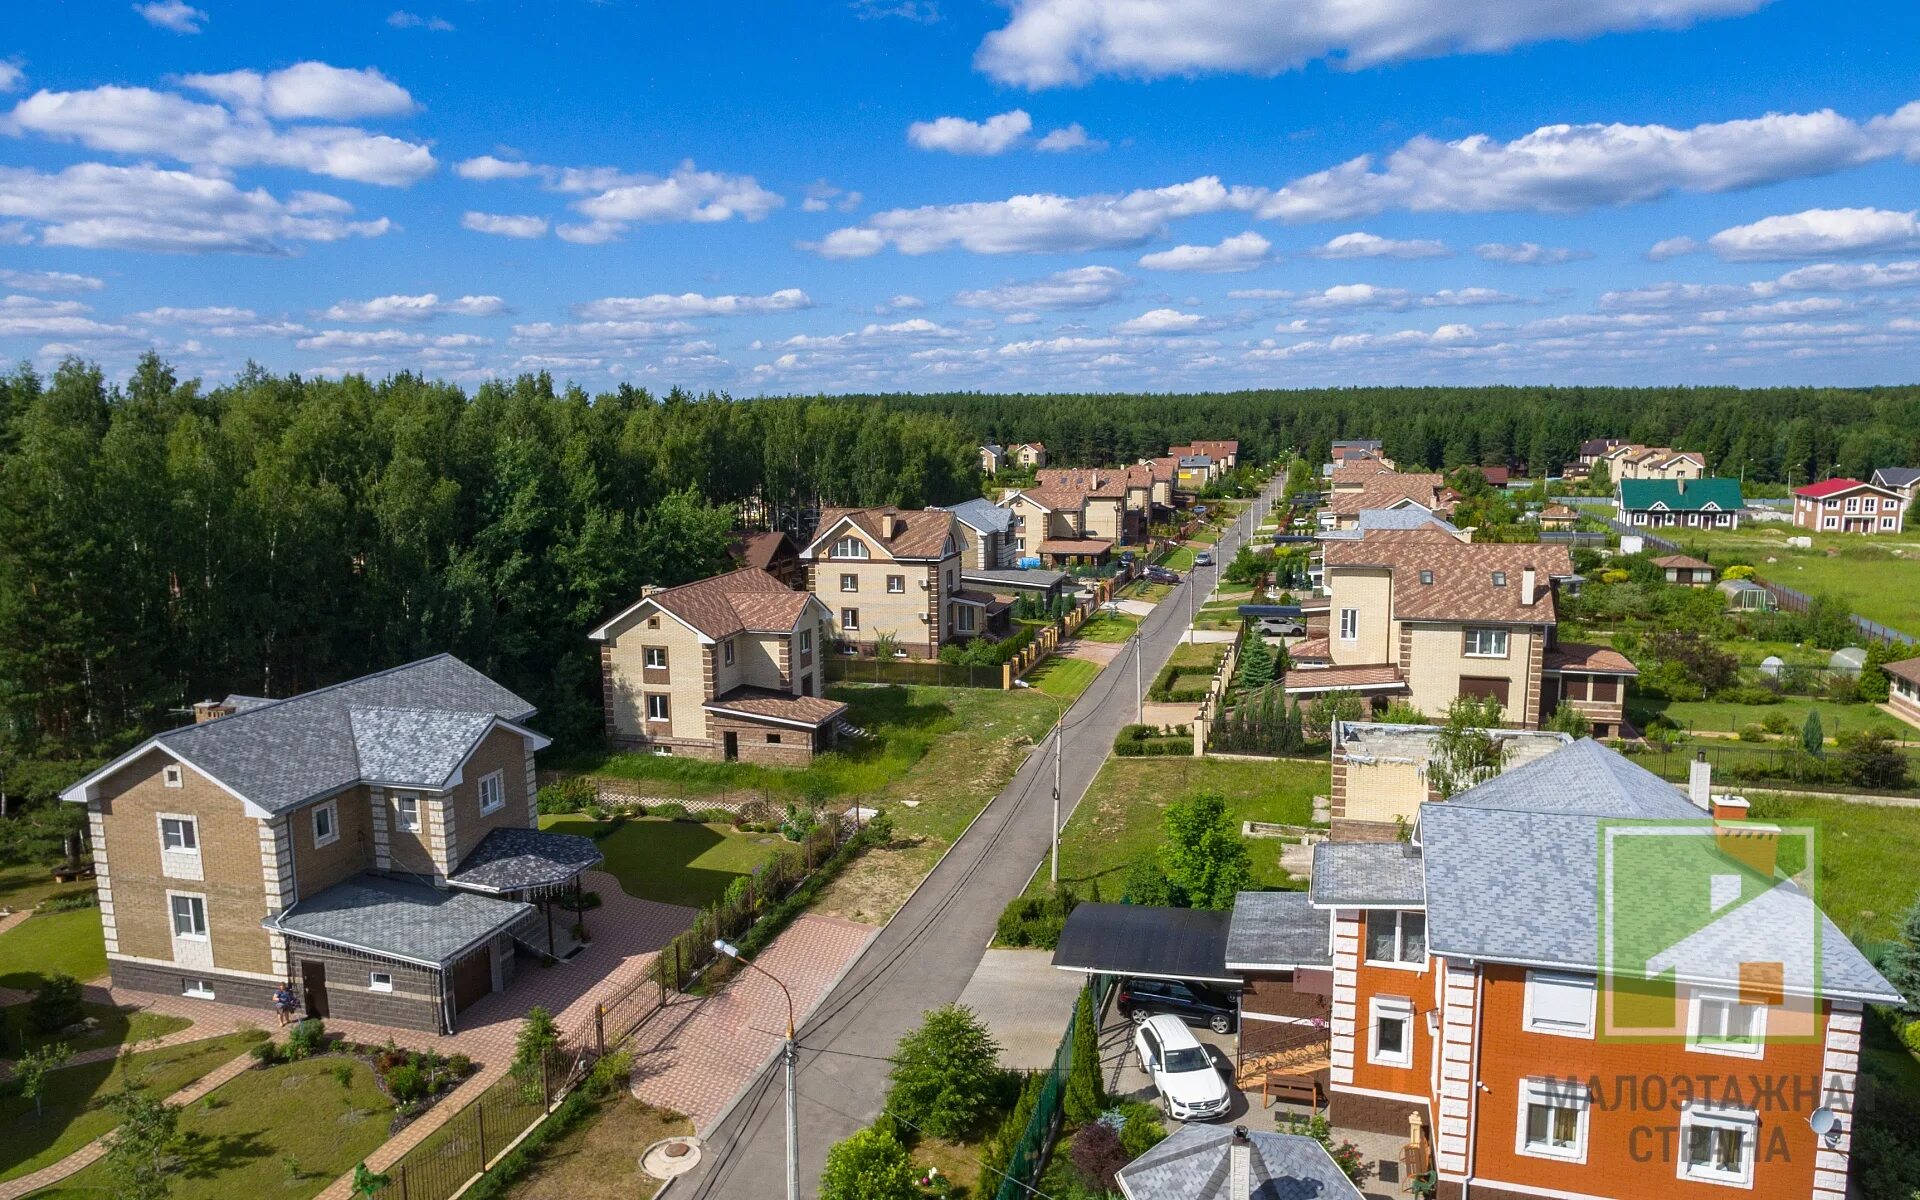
[1050,902,1239,986]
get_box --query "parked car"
[1133,1013,1231,1122]
[1117,977,1238,1034]
[1194,551,1214,567]
[1144,566,1181,584]
[1256,618,1304,637]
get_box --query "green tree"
[1882,897,1920,1013]
[1063,986,1105,1124]
[885,1005,1002,1139]
[818,1124,918,1200]
[1802,709,1825,757]
[101,1084,181,1200]
[15,1042,72,1116]
[1544,705,1592,738]
[1159,793,1251,909]
[1237,640,1274,690]
[513,1005,561,1098]
[1429,695,1511,799]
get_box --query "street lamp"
[714,939,798,1200]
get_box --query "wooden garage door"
[450,947,492,1013]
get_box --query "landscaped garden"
[537,813,797,909]
[1072,611,1139,643]
[1022,655,1099,701]
[1652,524,1920,636]
[0,905,106,992]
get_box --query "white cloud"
[455,155,538,181]
[9,82,434,186]
[134,305,256,323]
[1306,231,1449,259]
[511,319,701,346]
[134,1,206,34]
[1421,287,1521,307]
[1296,283,1412,310]
[1705,207,1920,261]
[320,293,507,322]
[0,293,133,338]
[572,289,812,320]
[0,62,23,93]
[1112,308,1218,335]
[1475,241,1590,265]
[953,265,1130,311]
[458,160,780,240]
[1228,288,1295,300]
[0,162,392,253]
[876,294,925,313]
[178,63,415,120]
[801,180,863,213]
[1138,231,1272,272]
[0,268,104,293]
[462,211,549,238]
[1646,236,1702,261]
[907,110,1032,155]
[1774,259,1920,291]
[296,329,491,351]
[1036,124,1104,152]
[388,11,454,31]
[976,0,1773,88]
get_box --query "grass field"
[1743,792,1920,942]
[1656,525,1920,634]
[1016,756,1327,903]
[1633,695,1915,741]
[538,814,792,908]
[1,1030,265,1182]
[1074,612,1140,643]
[1117,579,1173,604]
[500,1094,691,1200]
[34,1052,391,1200]
[1,1000,191,1057]
[0,862,93,914]
[0,907,107,991]
[1023,656,1099,700]
[1159,545,1197,571]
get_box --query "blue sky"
[3,0,1919,392]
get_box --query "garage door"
[450,946,493,1013]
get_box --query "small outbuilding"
[1652,553,1717,586]
[1830,646,1868,677]
[1717,578,1774,612]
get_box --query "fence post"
[542,1054,552,1111]
[595,1003,605,1058]
[398,1166,409,1200]
[477,1101,488,1166]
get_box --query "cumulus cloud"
[0,62,23,93]
[455,155,538,181]
[571,289,812,320]
[1646,236,1702,261]
[875,295,925,313]
[1773,259,1920,291]
[907,110,1032,155]
[1035,123,1105,152]
[0,293,134,339]
[1422,287,1521,307]
[387,11,454,31]
[320,293,508,322]
[510,319,701,347]
[1306,231,1449,259]
[0,268,104,293]
[1295,283,1412,310]
[1704,207,1920,261]
[0,162,391,253]
[976,0,1772,88]
[1112,308,1220,335]
[953,265,1131,311]
[462,211,549,238]
[296,329,491,351]
[801,180,863,213]
[1475,241,1591,265]
[133,304,256,323]
[178,62,416,120]
[134,1,206,33]
[1137,231,1272,272]
[458,156,781,240]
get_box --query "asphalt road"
[677,478,1282,1199]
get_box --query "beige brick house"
[61,656,600,1034]
[798,506,982,656]
[590,566,846,764]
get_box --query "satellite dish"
[1808,1107,1839,1137]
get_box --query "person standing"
[272,982,298,1027]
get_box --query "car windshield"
[1162,1046,1210,1072]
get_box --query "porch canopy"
[701,686,847,730]
[269,873,531,968]
[1050,902,1238,985]
[447,826,604,894]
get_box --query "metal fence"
[1755,578,1915,646]
[825,656,1007,688]
[994,975,1114,1200]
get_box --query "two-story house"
[938,498,1017,569]
[1170,439,1240,474]
[591,566,846,763]
[1869,467,1919,513]
[798,506,980,655]
[1314,740,1896,1200]
[1011,442,1048,469]
[1792,478,1907,534]
[980,443,1006,476]
[1617,478,1745,530]
[1322,474,1450,531]
[999,479,1131,567]
[60,655,602,1034]
[1599,444,1707,482]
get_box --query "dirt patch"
[502,1095,690,1200]
[807,839,945,925]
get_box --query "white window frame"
[1522,970,1597,1039]
[169,892,209,940]
[799,629,812,653]
[643,646,668,669]
[182,978,215,999]
[157,813,199,854]
[1339,608,1359,641]
[723,639,735,667]
[394,793,421,833]
[162,762,184,788]
[887,575,905,594]
[831,536,868,559]
[840,573,859,592]
[312,799,339,848]
[1464,627,1510,658]
[957,605,976,633]
[369,971,395,993]
[1367,996,1414,1068]
[1515,1077,1591,1163]
[477,770,506,816]
[1677,1104,1758,1188]
[1363,909,1426,967]
[842,608,860,631]
[1687,988,1767,1058]
[1823,516,1837,529]
[646,694,670,723]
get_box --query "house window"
[478,770,506,815]
[647,616,660,629]
[767,733,782,744]
[831,537,869,559]
[159,815,198,853]
[1368,996,1414,1067]
[1464,627,1510,658]
[1419,570,1433,585]
[1677,1105,1757,1187]
[840,573,859,592]
[312,800,339,848]
[1689,989,1766,1057]
[170,894,208,939]
[1884,517,1898,530]
[1845,497,1859,513]
[1517,1078,1591,1162]
[1491,571,1508,588]
[842,608,860,631]
[1523,970,1596,1038]
[182,978,215,999]
[1364,910,1426,965]
[395,794,421,833]
[887,575,905,593]
[957,606,976,633]
[646,694,670,722]
[644,646,668,669]
[723,639,735,667]
[1823,516,1837,529]
[369,971,394,993]
[1338,608,1359,641]
[800,629,812,653]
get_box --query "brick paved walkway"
[628,912,876,1132]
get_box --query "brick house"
[1653,554,1718,587]
[1598,444,1707,482]
[1617,478,1745,530]
[1322,473,1450,531]
[999,474,1138,567]
[979,443,1006,476]
[1011,442,1048,469]
[60,655,601,1034]
[798,506,981,655]
[725,530,805,589]
[1886,657,1920,726]
[1791,478,1907,534]
[938,498,1017,569]
[590,566,846,763]
[1313,739,1897,1200]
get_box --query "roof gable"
[1617,477,1744,512]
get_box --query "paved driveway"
[955,948,1088,1070]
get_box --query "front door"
[723,731,738,761]
[300,959,330,1019]
[450,948,493,1013]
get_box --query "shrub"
[285,1018,326,1060]
[1738,723,1770,743]
[1824,672,1862,704]
[1841,729,1911,790]
[650,802,688,820]
[1762,712,1793,736]
[884,1005,1002,1140]
[249,1039,282,1065]
[27,971,84,1034]
[1063,986,1104,1124]
[386,1064,427,1103]
[1282,1113,1374,1186]
[1124,858,1172,906]
[1723,564,1756,580]
[1069,1121,1130,1192]
[535,775,596,815]
[332,1061,355,1089]
[994,889,1078,949]
[819,1125,917,1200]
[1105,1101,1168,1158]
[693,808,731,823]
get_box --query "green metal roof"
[1617,477,1744,513]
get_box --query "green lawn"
[1,1030,265,1182]
[1074,612,1140,643]
[0,863,94,914]
[1,1001,191,1058]
[538,814,791,909]
[34,1052,392,1200]
[1023,656,1099,701]
[1743,792,1920,942]
[1657,526,1920,635]
[1117,579,1173,604]
[1634,695,1915,741]
[1017,756,1328,903]
[1159,545,1197,572]
[1189,526,1221,545]
[0,907,107,992]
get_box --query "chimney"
[640,584,658,599]
[880,509,899,540]
[1521,566,1537,606]
[1677,478,1688,496]
[192,699,234,724]
[1689,750,1713,810]
[1712,795,1750,821]
[1228,1126,1252,1199]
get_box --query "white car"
[1133,1013,1231,1121]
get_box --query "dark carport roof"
[269,873,532,968]
[1051,902,1236,984]
[447,827,604,894]
[1225,891,1331,971]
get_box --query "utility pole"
[713,940,797,1200]
[1135,634,1143,725]
[1050,714,1062,884]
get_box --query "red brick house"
[1792,479,1907,534]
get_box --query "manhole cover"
[641,1137,702,1179]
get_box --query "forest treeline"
[4,357,1919,791]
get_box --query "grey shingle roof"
[1225,891,1331,970]
[447,827,604,894]
[149,655,536,815]
[961,567,1069,590]
[351,708,498,788]
[1309,842,1425,907]
[1116,1124,1363,1200]
[270,873,532,966]
[940,497,1014,535]
[1419,805,1607,970]
[1447,737,1701,819]
[1871,466,1920,488]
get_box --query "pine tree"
[1063,985,1105,1124]
[1802,709,1824,757]
[1238,640,1274,690]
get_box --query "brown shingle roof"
[1884,657,1920,687]
[1331,461,1397,487]
[1281,665,1407,692]
[1327,473,1446,516]
[1039,538,1112,554]
[1540,504,1578,519]
[1651,554,1713,571]
[645,567,813,640]
[1543,642,1639,675]
[1323,536,1574,623]
[731,531,794,572]
[812,506,957,560]
[703,686,847,728]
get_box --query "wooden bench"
[1260,1071,1323,1111]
